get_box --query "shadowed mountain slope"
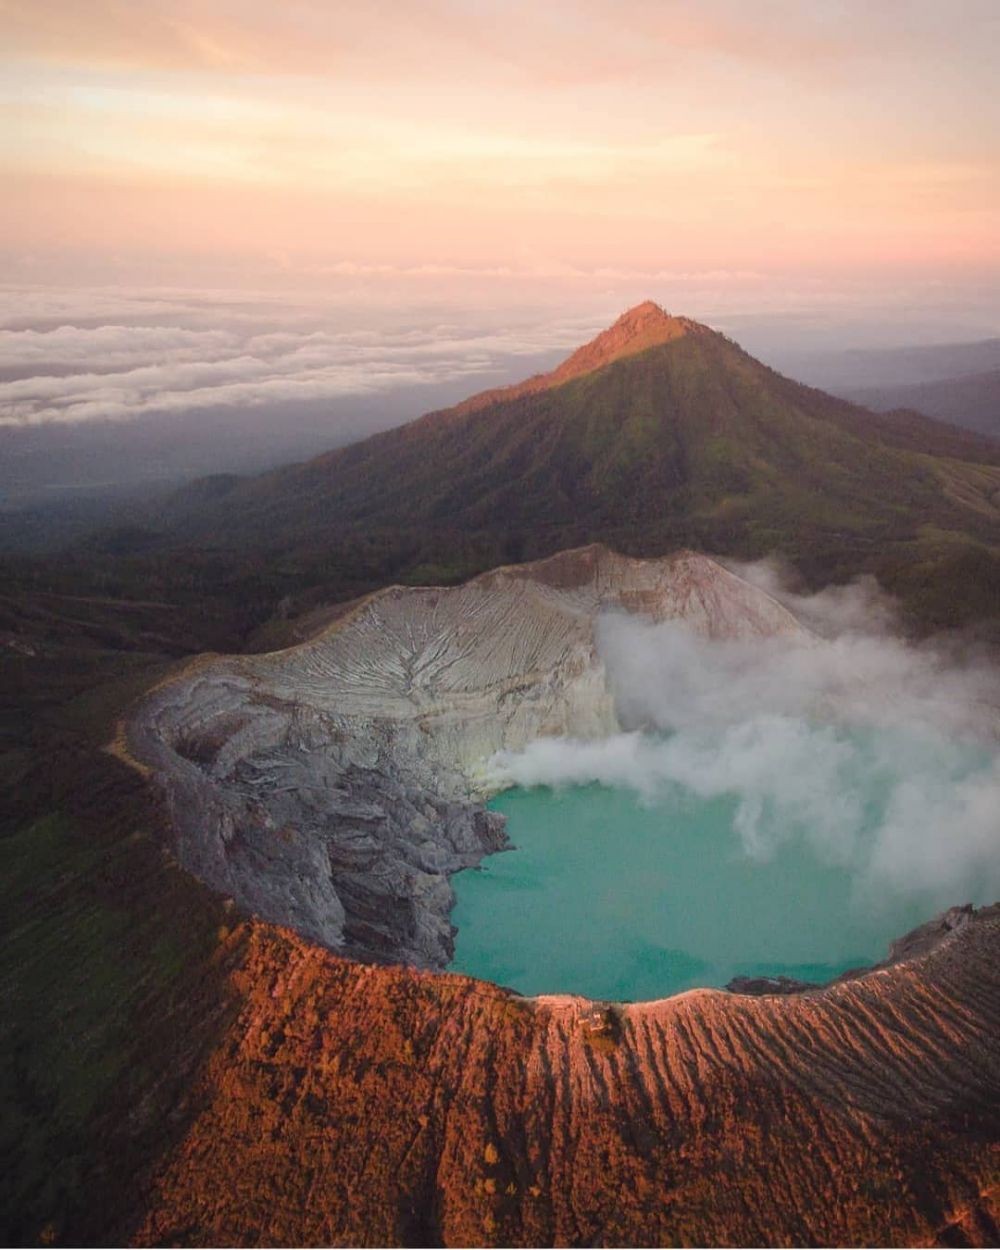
[5,309,1000,1246]
[171,302,1000,540]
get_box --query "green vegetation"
[0,773,239,1246]
[132,328,1000,637]
[4,331,998,670]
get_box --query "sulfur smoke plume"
[491,566,1000,913]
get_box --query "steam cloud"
[491,568,1000,912]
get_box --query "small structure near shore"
[581,1003,622,1050]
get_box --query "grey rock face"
[127,545,803,968]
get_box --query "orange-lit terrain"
[447,300,698,417]
[130,909,999,1248]
[8,739,997,1248]
[4,306,999,1249]
[3,316,996,1248]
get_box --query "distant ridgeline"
[35,300,999,640]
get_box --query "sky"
[0,0,998,473]
[1,0,998,294]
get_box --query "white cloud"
[0,286,601,427]
[0,324,239,369]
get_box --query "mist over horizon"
[3,4,1000,1242]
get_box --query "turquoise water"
[449,782,931,1001]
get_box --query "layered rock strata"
[128,545,802,967]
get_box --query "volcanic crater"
[56,303,1000,1244]
[129,544,808,970]
[129,542,990,992]
[121,544,1000,1246]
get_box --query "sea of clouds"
[0,285,603,428]
[491,567,1000,913]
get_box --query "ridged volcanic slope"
[133,907,1000,1247]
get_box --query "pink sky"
[1,0,997,294]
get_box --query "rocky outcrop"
[128,545,803,968]
[725,972,821,995]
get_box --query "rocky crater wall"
[128,545,803,968]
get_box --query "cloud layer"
[491,572,1000,913]
[0,287,602,427]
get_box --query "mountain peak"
[613,299,683,329]
[578,301,697,367]
[450,300,706,418]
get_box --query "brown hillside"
[132,911,1000,1247]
